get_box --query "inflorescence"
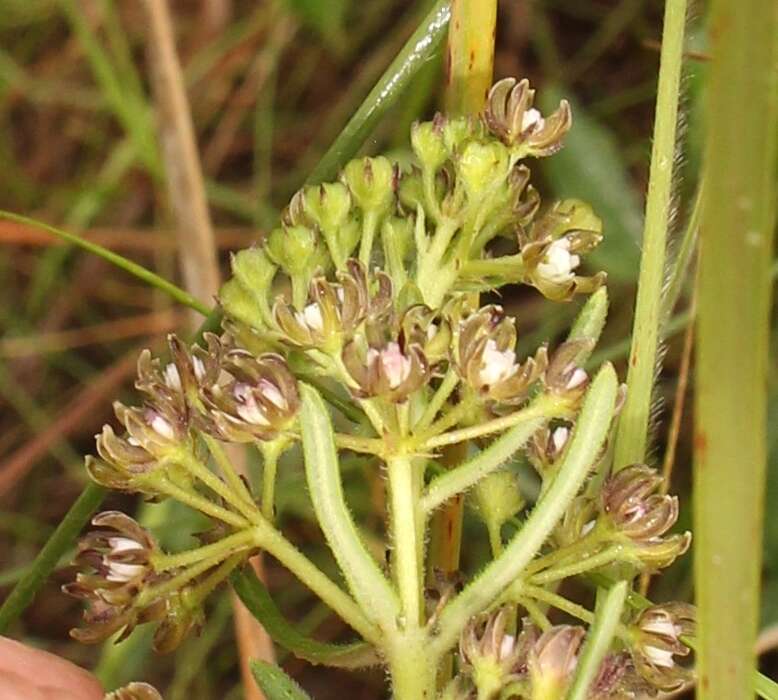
[67,78,693,700]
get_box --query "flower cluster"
[453,603,694,699]
[65,77,694,700]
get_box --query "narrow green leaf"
[0,482,105,633]
[694,0,778,695]
[306,0,451,185]
[566,286,609,366]
[250,660,312,700]
[298,384,400,628]
[613,0,687,470]
[566,581,628,700]
[231,568,378,668]
[0,210,211,316]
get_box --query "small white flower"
[105,537,145,582]
[522,108,545,133]
[300,303,324,332]
[565,368,588,390]
[379,342,412,389]
[537,238,581,285]
[150,414,175,441]
[644,645,675,669]
[581,520,596,537]
[234,384,271,426]
[479,339,518,387]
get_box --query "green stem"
[566,582,628,700]
[179,452,262,525]
[415,368,460,432]
[694,0,778,695]
[152,529,257,572]
[419,394,566,451]
[430,365,618,656]
[528,545,625,586]
[260,440,285,522]
[154,477,251,529]
[387,455,425,628]
[0,483,105,633]
[0,211,210,315]
[519,584,595,626]
[203,436,257,509]
[421,411,546,514]
[445,0,498,116]
[307,0,451,185]
[612,0,687,469]
[256,520,381,646]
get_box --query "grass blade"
[693,0,778,696]
[0,210,211,316]
[306,0,451,184]
[613,0,687,469]
[0,482,105,633]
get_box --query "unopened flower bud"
[399,305,452,365]
[265,225,318,277]
[460,608,533,700]
[411,115,449,173]
[342,156,395,215]
[457,141,511,203]
[601,465,691,569]
[220,247,277,330]
[631,603,695,691]
[528,625,585,699]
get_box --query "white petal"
[151,415,175,441]
[645,645,675,668]
[522,108,545,132]
[164,363,182,391]
[566,368,588,390]
[380,342,412,389]
[302,303,324,332]
[479,339,517,386]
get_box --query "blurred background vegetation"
[0,0,774,697]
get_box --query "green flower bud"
[442,116,477,153]
[231,246,277,296]
[473,470,525,544]
[302,182,352,232]
[265,225,317,277]
[219,278,266,331]
[342,155,395,214]
[411,116,448,173]
[398,166,425,211]
[457,140,510,202]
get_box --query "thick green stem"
[613,0,687,469]
[445,0,498,116]
[387,455,425,628]
[387,633,439,700]
[694,0,778,696]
